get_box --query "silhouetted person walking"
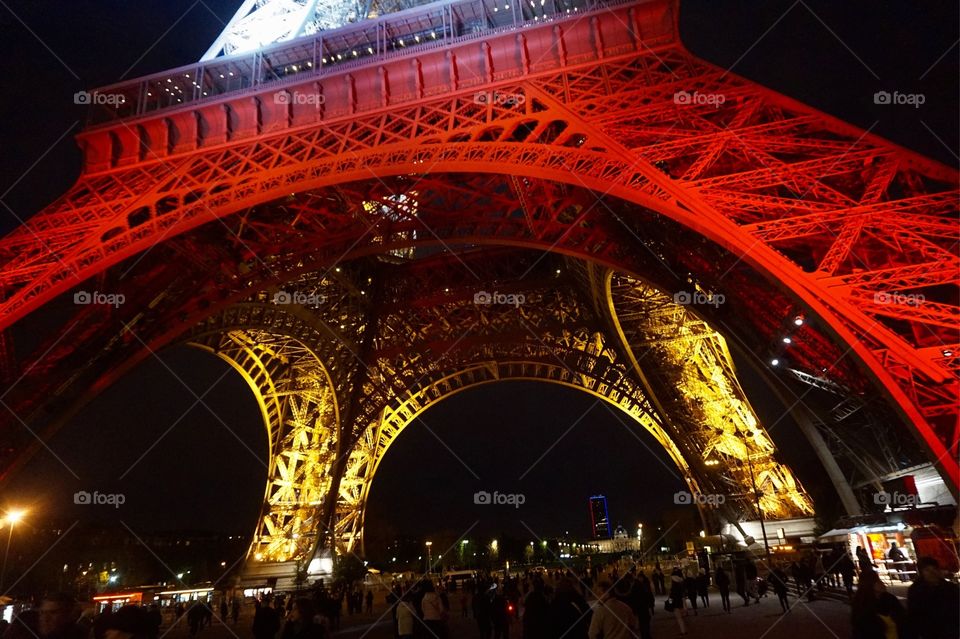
[714,566,731,613]
[851,571,907,639]
[908,557,960,639]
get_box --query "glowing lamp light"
[782,337,792,344]
[793,315,804,326]
[4,509,25,525]
[770,358,780,366]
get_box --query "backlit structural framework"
[0,0,956,578]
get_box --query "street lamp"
[425,541,433,575]
[1,509,26,591]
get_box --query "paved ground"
[162,590,852,639]
[331,593,852,638]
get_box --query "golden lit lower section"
[607,273,814,520]
[189,330,339,564]
[335,332,695,556]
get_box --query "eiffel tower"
[0,0,956,584]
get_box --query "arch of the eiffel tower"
[0,0,956,582]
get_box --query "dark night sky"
[0,1,956,549]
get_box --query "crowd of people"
[0,550,956,639]
[376,551,958,639]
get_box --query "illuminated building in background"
[589,496,611,539]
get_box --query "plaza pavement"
[160,589,853,639]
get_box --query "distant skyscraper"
[589,495,611,539]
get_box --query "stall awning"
[818,528,851,539]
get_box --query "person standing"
[491,585,511,639]
[813,552,827,591]
[186,604,202,637]
[695,569,709,608]
[734,560,749,606]
[280,599,327,639]
[474,583,493,639]
[851,571,907,639]
[252,598,281,639]
[888,543,908,583]
[521,579,549,639]
[683,568,698,615]
[714,566,731,613]
[145,606,161,639]
[395,594,417,639]
[838,553,856,598]
[421,581,447,639]
[651,565,665,596]
[668,569,687,636]
[856,546,874,573]
[618,575,653,639]
[38,594,86,639]
[769,565,790,613]
[587,582,637,639]
[548,578,590,639]
[231,599,241,625]
[907,557,960,639]
[744,559,760,604]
